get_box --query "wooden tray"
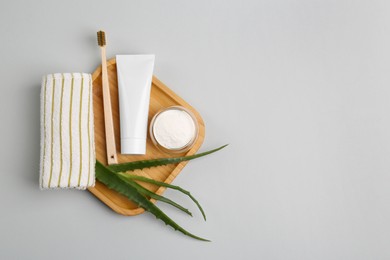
[88,59,205,216]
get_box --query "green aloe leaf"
[117,173,206,221]
[117,175,193,217]
[95,160,210,242]
[108,144,228,172]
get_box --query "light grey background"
[1,0,389,259]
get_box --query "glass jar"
[149,106,199,154]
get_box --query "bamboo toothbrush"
[97,30,118,165]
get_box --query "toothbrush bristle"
[97,31,106,46]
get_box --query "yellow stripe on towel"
[48,75,55,188]
[57,74,65,187]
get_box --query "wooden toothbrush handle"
[101,46,118,164]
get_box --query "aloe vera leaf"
[95,161,210,242]
[117,175,193,217]
[108,144,228,172]
[117,172,206,221]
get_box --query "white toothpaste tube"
[116,54,155,154]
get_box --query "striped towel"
[40,73,95,189]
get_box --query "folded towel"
[40,73,95,189]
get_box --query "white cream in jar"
[150,106,198,153]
